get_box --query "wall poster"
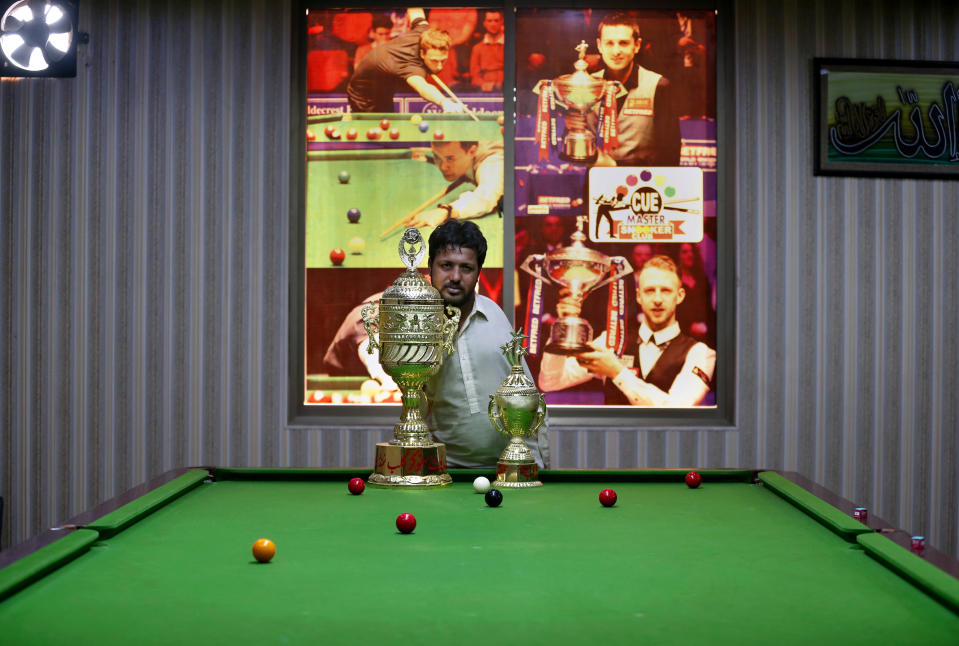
[302,6,719,410]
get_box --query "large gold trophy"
[519,216,632,355]
[534,41,623,163]
[361,228,460,487]
[488,330,546,487]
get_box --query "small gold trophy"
[361,228,460,487]
[488,330,546,487]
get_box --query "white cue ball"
[473,476,491,494]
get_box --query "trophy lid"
[553,40,605,104]
[546,216,610,267]
[381,228,444,304]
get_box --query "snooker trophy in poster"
[361,228,460,487]
[520,216,632,355]
[534,41,623,163]
[488,330,546,487]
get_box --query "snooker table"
[305,148,504,269]
[2,469,958,645]
[308,112,503,145]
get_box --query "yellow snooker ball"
[360,379,380,396]
[348,236,366,253]
[410,114,423,124]
[252,538,276,563]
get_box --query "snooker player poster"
[514,8,718,407]
[303,7,507,405]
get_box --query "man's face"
[597,24,641,73]
[370,27,391,44]
[637,266,685,331]
[430,245,480,309]
[432,142,477,181]
[540,216,564,245]
[483,13,503,36]
[421,48,448,74]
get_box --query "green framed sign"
[814,58,959,178]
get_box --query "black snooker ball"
[484,488,503,507]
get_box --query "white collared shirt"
[425,294,548,467]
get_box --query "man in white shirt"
[404,140,504,229]
[539,254,714,406]
[424,220,548,467]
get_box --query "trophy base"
[494,461,542,488]
[369,442,452,487]
[546,316,594,355]
[559,151,598,165]
[561,132,598,165]
[543,340,593,355]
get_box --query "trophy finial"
[569,215,588,245]
[500,328,531,367]
[398,227,426,271]
[573,41,589,72]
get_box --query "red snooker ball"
[366,128,379,140]
[329,248,346,266]
[432,129,444,140]
[348,477,365,495]
[346,128,358,140]
[380,118,391,130]
[599,488,617,507]
[389,128,400,139]
[395,513,416,534]
[324,125,335,137]
[685,471,702,488]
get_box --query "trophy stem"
[390,383,432,446]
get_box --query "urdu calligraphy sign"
[815,58,959,178]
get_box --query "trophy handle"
[519,254,550,283]
[488,395,508,438]
[587,257,633,293]
[441,305,461,355]
[529,394,547,434]
[360,302,380,352]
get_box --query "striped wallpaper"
[1,0,957,559]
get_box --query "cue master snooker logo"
[587,167,704,243]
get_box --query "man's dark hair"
[431,140,478,153]
[598,11,641,41]
[371,14,392,31]
[428,220,487,269]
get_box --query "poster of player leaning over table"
[304,6,506,404]
[514,8,718,408]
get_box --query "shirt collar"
[483,33,505,45]
[459,293,490,333]
[593,64,643,91]
[639,320,680,346]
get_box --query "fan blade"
[42,39,66,63]
[27,0,46,20]
[1,16,26,33]
[8,41,36,68]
